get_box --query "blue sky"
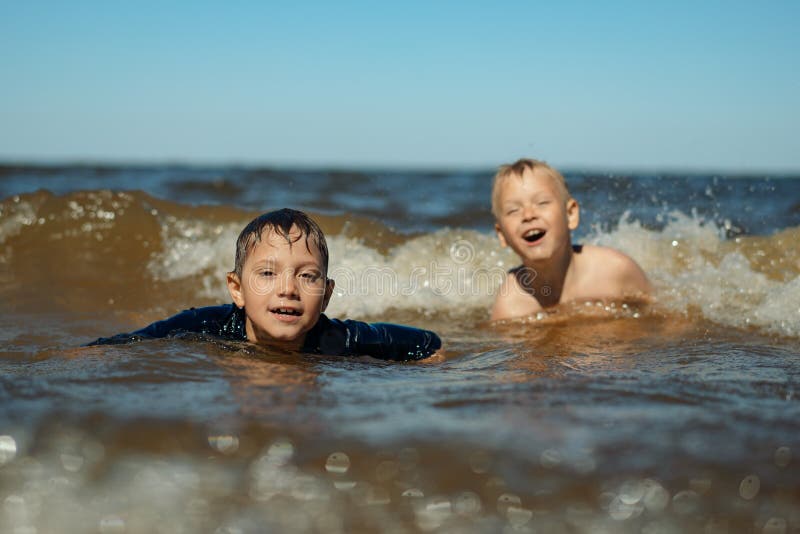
[1,1,798,172]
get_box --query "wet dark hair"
[232,208,329,278]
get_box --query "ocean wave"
[1,190,798,336]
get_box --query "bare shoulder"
[577,245,653,295]
[491,270,542,321]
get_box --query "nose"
[521,204,537,221]
[278,270,300,299]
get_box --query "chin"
[267,330,303,341]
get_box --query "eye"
[299,271,321,282]
[538,200,551,206]
[259,269,275,277]
[505,208,519,215]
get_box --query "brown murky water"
[1,172,799,532]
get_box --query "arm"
[84,305,239,346]
[338,320,442,361]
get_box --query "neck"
[519,244,575,308]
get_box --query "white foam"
[326,230,515,318]
[589,211,800,337]
[147,216,241,299]
[147,213,800,336]
[0,196,39,245]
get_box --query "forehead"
[245,227,324,265]
[496,167,563,202]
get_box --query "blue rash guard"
[86,304,441,361]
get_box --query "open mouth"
[522,229,546,243]
[271,307,302,316]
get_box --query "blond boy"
[491,159,652,321]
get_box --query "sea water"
[0,164,798,533]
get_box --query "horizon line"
[1,156,799,177]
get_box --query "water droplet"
[497,493,521,515]
[507,505,533,527]
[415,497,451,531]
[739,474,760,500]
[540,448,561,468]
[774,446,791,468]
[672,490,700,516]
[0,435,18,465]
[642,479,670,512]
[208,435,239,455]
[453,491,481,516]
[265,439,294,465]
[402,488,424,499]
[763,517,787,534]
[325,452,350,474]
[609,495,642,520]
[333,480,356,490]
[60,453,84,472]
[619,479,645,504]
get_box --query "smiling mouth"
[271,307,302,316]
[523,229,546,243]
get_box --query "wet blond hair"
[491,158,571,218]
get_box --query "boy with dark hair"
[88,209,441,361]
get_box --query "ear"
[566,198,580,230]
[227,272,245,308]
[321,278,335,311]
[495,223,509,248]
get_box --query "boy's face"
[494,167,579,265]
[227,226,334,347]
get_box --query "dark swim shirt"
[86,304,441,361]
